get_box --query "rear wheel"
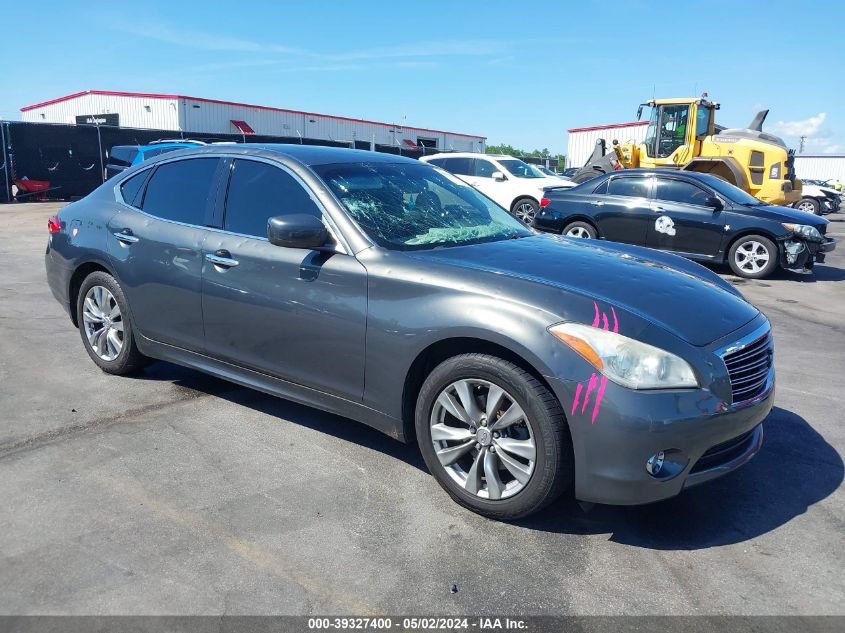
[77,271,149,375]
[562,221,597,239]
[795,198,821,215]
[415,354,572,520]
[728,235,778,279]
[511,198,539,224]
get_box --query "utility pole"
[799,136,806,154]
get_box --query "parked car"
[535,169,835,279]
[533,165,567,179]
[561,167,580,179]
[793,182,841,215]
[420,152,574,223]
[105,140,206,179]
[47,145,774,519]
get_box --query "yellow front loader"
[572,96,801,206]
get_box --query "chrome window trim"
[110,154,350,255]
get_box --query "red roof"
[567,121,648,133]
[21,90,487,140]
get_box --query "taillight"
[47,214,61,234]
[540,197,550,208]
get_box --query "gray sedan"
[45,145,773,519]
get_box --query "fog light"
[645,449,688,480]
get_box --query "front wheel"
[728,235,778,279]
[794,198,821,215]
[415,354,572,520]
[511,198,539,224]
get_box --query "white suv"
[420,153,574,222]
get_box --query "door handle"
[112,230,139,244]
[206,250,239,268]
[591,201,605,206]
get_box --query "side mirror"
[704,196,723,210]
[492,171,506,182]
[267,214,329,249]
[637,105,644,120]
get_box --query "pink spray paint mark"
[591,376,608,424]
[571,383,583,416]
[602,313,609,331]
[591,301,600,328]
[581,373,598,413]
[611,306,619,333]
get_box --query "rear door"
[592,175,654,245]
[201,158,367,401]
[647,176,725,256]
[107,157,224,352]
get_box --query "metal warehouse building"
[567,121,647,168]
[21,90,486,152]
[794,155,845,181]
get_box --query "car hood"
[406,234,759,346]
[744,203,830,227]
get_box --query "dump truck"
[571,96,801,206]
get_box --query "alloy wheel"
[734,241,770,274]
[566,226,591,238]
[797,201,816,213]
[429,379,536,500]
[82,285,124,361]
[515,202,536,223]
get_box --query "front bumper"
[781,236,837,269]
[544,319,775,506]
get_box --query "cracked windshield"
[314,162,532,250]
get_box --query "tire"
[415,353,573,520]
[511,198,539,225]
[794,198,821,215]
[728,235,779,279]
[76,271,150,375]
[562,221,597,239]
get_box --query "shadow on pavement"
[137,364,841,549]
[521,406,843,550]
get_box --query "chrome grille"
[723,331,773,404]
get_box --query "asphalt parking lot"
[0,202,843,616]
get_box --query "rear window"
[607,176,650,198]
[108,146,138,167]
[142,158,219,225]
[592,180,608,195]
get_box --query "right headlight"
[549,322,699,390]
[782,223,823,241]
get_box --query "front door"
[646,176,725,257]
[107,157,222,352]
[201,158,367,401]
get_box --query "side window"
[474,159,496,178]
[119,171,148,207]
[592,180,608,195]
[607,176,650,198]
[142,158,219,225]
[654,178,710,206]
[444,157,473,176]
[224,159,322,238]
[427,158,446,168]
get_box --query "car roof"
[595,169,716,182]
[161,143,422,167]
[422,152,515,160]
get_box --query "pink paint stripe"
[591,376,608,424]
[611,307,619,333]
[592,302,600,327]
[571,383,583,416]
[581,373,598,413]
[602,313,609,331]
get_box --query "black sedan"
[534,169,836,279]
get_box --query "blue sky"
[2,0,843,155]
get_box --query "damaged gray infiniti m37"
[46,145,774,519]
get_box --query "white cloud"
[772,112,827,137]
